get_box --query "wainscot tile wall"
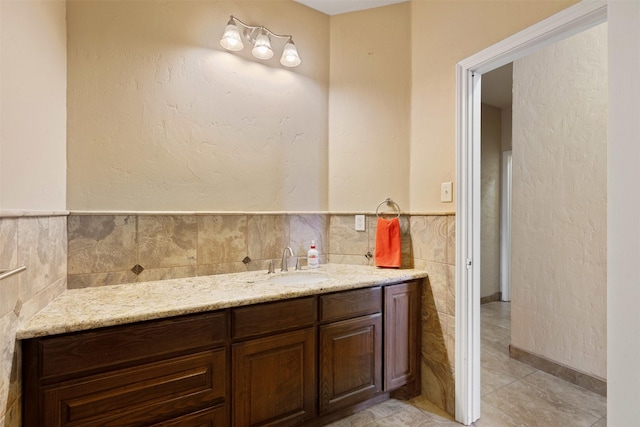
[0,214,67,427]
[66,212,456,416]
[67,214,328,287]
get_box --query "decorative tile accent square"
[131,264,144,275]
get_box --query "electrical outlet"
[355,215,366,231]
[441,182,453,203]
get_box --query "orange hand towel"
[374,217,401,268]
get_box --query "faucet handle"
[267,259,275,274]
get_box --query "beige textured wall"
[67,0,329,211]
[511,23,607,379]
[66,0,575,214]
[480,104,501,299]
[328,3,411,212]
[0,0,66,210]
[0,2,67,425]
[409,0,577,213]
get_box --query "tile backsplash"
[67,214,328,288]
[67,213,434,288]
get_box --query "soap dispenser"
[307,240,319,268]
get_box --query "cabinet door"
[384,281,420,391]
[232,327,316,427]
[319,313,382,414]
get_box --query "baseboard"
[480,292,502,304]
[509,345,606,397]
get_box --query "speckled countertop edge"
[17,264,428,340]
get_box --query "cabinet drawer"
[319,287,382,323]
[35,311,227,382]
[232,297,316,340]
[153,405,226,426]
[42,349,226,427]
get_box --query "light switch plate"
[441,182,453,203]
[355,215,366,231]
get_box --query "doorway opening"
[454,1,607,424]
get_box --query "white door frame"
[500,150,512,302]
[454,1,607,424]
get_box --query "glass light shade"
[252,32,274,60]
[220,22,244,51]
[280,40,301,67]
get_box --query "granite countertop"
[17,264,428,340]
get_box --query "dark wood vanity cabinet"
[22,311,229,427]
[23,280,421,427]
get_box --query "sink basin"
[268,272,330,285]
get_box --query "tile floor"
[326,301,607,426]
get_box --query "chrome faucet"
[281,247,294,272]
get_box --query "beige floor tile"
[520,370,607,419]
[409,396,456,421]
[480,323,511,343]
[481,365,519,396]
[324,410,378,427]
[481,315,512,331]
[372,406,439,427]
[408,397,462,426]
[323,400,415,427]
[481,302,512,331]
[483,380,600,427]
[327,301,607,427]
[427,416,465,427]
[496,336,511,349]
[481,338,509,356]
[323,418,354,427]
[481,344,537,380]
[475,401,522,427]
[481,302,511,318]
[367,398,414,419]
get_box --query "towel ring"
[376,198,401,219]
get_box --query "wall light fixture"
[220,15,301,68]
